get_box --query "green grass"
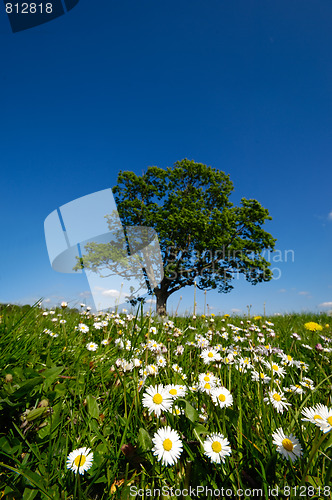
[0,303,331,499]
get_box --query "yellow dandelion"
[304,322,323,332]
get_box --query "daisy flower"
[280,353,295,366]
[121,361,134,372]
[147,341,161,354]
[203,433,232,464]
[272,428,302,462]
[251,370,271,384]
[172,405,185,416]
[156,355,167,368]
[264,361,286,378]
[174,345,184,355]
[78,323,89,333]
[223,354,235,365]
[199,407,208,423]
[198,372,218,387]
[301,403,327,425]
[264,390,291,413]
[172,363,184,374]
[314,406,332,433]
[86,342,98,352]
[165,384,187,399]
[300,377,315,391]
[66,447,93,474]
[152,426,183,466]
[142,385,173,417]
[196,335,209,348]
[289,384,305,395]
[200,348,221,364]
[146,364,159,376]
[199,381,216,394]
[238,356,253,370]
[211,387,233,408]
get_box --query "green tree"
[77,159,276,315]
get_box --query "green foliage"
[76,160,276,314]
[0,304,331,499]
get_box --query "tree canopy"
[76,159,276,315]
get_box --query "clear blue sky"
[1,0,332,316]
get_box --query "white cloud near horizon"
[102,289,121,297]
[319,301,332,308]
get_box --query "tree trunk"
[155,291,168,316]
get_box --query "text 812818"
[6,3,53,14]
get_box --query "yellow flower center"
[208,352,214,358]
[273,393,281,402]
[218,394,226,402]
[163,439,173,451]
[327,416,332,426]
[282,439,294,452]
[204,383,211,390]
[272,364,278,371]
[295,385,301,389]
[74,454,86,467]
[287,355,292,361]
[260,373,265,378]
[204,375,210,381]
[211,441,222,453]
[153,393,163,404]
[169,389,177,395]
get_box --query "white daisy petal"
[142,385,173,417]
[152,426,183,466]
[272,428,302,462]
[203,433,232,464]
[66,447,94,474]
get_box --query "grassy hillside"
[0,304,331,499]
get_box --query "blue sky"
[1,0,332,316]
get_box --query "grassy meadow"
[0,302,331,499]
